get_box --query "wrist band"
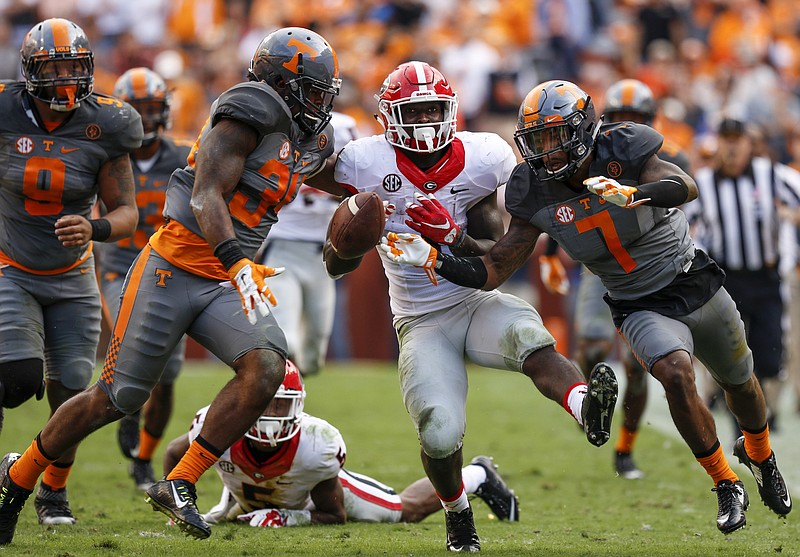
[90,218,112,242]
[451,228,466,249]
[214,238,246,271]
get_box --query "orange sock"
[166,438,220,484]
[138,429,160,462]
[695,441,738,486]
[741,423,771,464]
[42,462,72,490]
[615,426,639,454]
[9,437,56,491]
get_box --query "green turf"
[2,361,797,556]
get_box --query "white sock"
[439,484,470,514]
[566,383,588,426]
[461,464,487,494]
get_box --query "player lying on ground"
[163,361,520,527]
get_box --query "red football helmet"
[245,360,305,448]
[375,61,458,153]
[113,67,170,145]
[20,18,94,112]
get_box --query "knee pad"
[417,406,463,460]
[113,385,153,415]
[0,359,45,408]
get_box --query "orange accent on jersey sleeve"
[148,220,227,280]
[0,243,92,275]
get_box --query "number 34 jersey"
[505,123,694,301]
[0,81,142,272]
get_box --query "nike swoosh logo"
[450,187,467,194]
[782,493,792,507]
[61,147,79,154]
[170,482,188,509]
[424,222,453,230]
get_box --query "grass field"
[2,360,798,556]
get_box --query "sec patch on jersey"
[328,192,385,259]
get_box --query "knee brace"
[0,359,45,408]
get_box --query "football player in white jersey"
[257,112,359,377]
[163,360,519,527]
[382,79,792,534]
[322,62,619,552]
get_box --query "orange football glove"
[584,176,650,208]
[539,254,569,295]
[228,259,285,324]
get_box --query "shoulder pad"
[504,162,535,218]
[592,123,663,182]
[88,94,144,155]
[213,82,292,138]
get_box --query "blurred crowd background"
[3,0,800,369]
[3,0,800,168]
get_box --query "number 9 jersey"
[0,81,142,272]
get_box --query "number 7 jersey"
[505,123,694,301]
[0,81,142,272]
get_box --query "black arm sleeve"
[636,175,689,208]
[434,253,489,289]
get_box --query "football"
[328,192,385,259]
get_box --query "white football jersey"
[335,131,516,317]
[269,112,359,243]
[189,406,346,513]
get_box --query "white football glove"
[236,508,311,528]
[379,232,439,286]
[584,176,650,208]
[227,258,284,324]
[202,486,242,524]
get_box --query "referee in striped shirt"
[687,117,800,433]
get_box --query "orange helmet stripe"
[130,68,149,99]
[620,80,636,107]
[50,18,71,51]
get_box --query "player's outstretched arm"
[236,476,346,527]
[381,217,541,290]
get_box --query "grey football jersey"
[0,82,142,271]
[163,82,334,260]
[102,137,192,275]
[505,123,694,300]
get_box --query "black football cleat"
[146,479,211,539]
[614,451,645,480]
[130,458,156,491]
[444,506,480,552]
[117,412,141,459]
[470,456,519,521]
[733,436,791,517]
[713,479,748,534]
[0,453,32,545]
[582,362,618,447]
[35,483,76,525]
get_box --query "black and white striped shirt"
[686,157,800,271]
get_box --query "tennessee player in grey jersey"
[0,27,339,545]
[0,18,140,528]
[541,79,695,480]
[383,80,792,535]
[99,67,194,491]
